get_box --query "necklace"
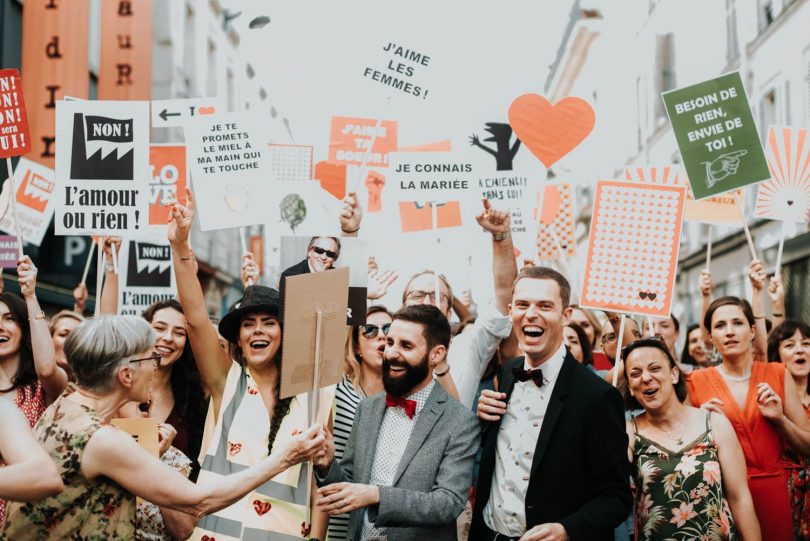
[661,420,688,446]
[718,364,751,382]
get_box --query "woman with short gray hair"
[1,315,326,541]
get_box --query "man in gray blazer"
[315,304,480,540]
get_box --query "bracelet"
[772,312,783,317]
[104,262,114,272]
[434,365,450,377]
[492,231,511,242]
[341,225,360,234]
[29,311,46,321]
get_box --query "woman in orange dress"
[687,296,810,541]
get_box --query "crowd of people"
[0,189,808,541]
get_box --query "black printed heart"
[787,200,795,206]
[639,291,657,301]
[639,292,648,300]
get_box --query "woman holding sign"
[1,316,325,540]
[687,297,810,541]
[168,189,333,540]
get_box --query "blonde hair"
[49,310,85,336]
[343,306,392,392]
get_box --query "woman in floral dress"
[622,337,761,540]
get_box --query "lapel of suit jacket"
[391,384,447,485]
[530,353,575,478]
[359,394,387,483]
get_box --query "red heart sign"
[198,106,216,115]
[227,442,242,457]
[253,499,272,516]
[508,94,595,168]
[201,536,215,541]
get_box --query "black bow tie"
[512,366,544,387]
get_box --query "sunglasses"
[129,352,161,366]
[311,246,338,259]
[361,323,391,338]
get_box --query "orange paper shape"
[314,161,347,200]
[398,201,462,233]
[328,117,398,167]
[508,94,595,168]
[624,165,742,224]
[365,170,385,213]
[755,126,810,223]
[535,182,575,260]
[249,234,264,275]
[0,70,31,158]
[148,146,186,227]
[580,180,686,318]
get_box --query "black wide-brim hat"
[218,285,281,344]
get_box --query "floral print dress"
[632,412,736,541]
[0,394,136,541]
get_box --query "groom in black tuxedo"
[471,267,631,541]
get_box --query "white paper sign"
[117,238,176,316]
[55,100,150,235]
[184,112,274,231]
[0,158,57,246]
[387,152,477,202]
[150,97,224,128]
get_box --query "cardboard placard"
[0,235,19,268]
[148,145,186,230]
[54,100,150,235]
[623,165,742,224]
[328,117,398,167]
[754,126,810,223]
[267,144,313,182]
[580,180,686,317]
[663,72,769,200]
[535,182,576,260]
[280,236,368,325]
[117,239,176,316]
[249,234,264,276]
[150,97,223,128]
[0,69,31,158]
[184,112,274,231]
[111,417,159,457]
[280,267,349,399]
[0,158,57,247]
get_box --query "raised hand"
[101,237,123,261]
[340,192,362,235]
[73,283,88,311]
[699,269,713,297]
[17,255,37,297]
[241,252,259,289]
[767,276,785,306]
[476,199,510,235]
[756,382,783,421]
[367,268,399,301]
[747,259,766,293]
[168,188,195,246]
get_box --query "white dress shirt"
[361,380,436,540]
[483,342,567,537]
[447,301,512,408]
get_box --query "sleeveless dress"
[687,362,793,541]
[0,382,48,528]
[1,394,136,540]
[631,412,736,541]
[783,404,810,540]
[191,362,333,541]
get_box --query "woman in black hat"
[168,189,331,540]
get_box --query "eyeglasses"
[602,328,644,344]
[405,290,449,304]
[361,323,391,338]
[311,246,338,259]
[129,352,161,367]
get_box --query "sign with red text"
[328,117,398,168]
[0,158,57,246]
[150,97,223,129]
[0,70,30,158]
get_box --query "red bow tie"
[385,394,417,419]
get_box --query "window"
[206,39,217,98]
[654,34,676,122]
[183,4,195,93]
[725,0,739,62]
[759,88,777,139]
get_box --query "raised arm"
[168,189,232,411]
[18,256,67,400]
[83,423,325,518]
[699,269,713,346]
[747,259,768,362]
[98,237,122,315]
[476,199,517,316]
[340,192,362,237]
[767,276,786,330]
[0,401,63,501]
[759,371,810,455]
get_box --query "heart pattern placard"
[580,180,686,317]
[535,182,576,260]
[755,126,810,222]
[508,94,595,168]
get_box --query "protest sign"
[0,236,19,268]
[280,236,368,325]
[474,168,537,254]
[328,117,398,168]
[150,97,222,128]
[755,126,810,223]
[110,417,159,457]
[54,100,149,235]
[580,180,686,317]
[536,182,576,260]
[623,165,742,224]
[148,145,186,231]
[363,41,435,102]
[388,152,475,202]
[0,69,31,158]
[266,181,340,237]
[663,72,769,200]
[267,144,313,182]
[184,112,274,231]
[508,94,595,169]
[0,158,57,246]
[117,239,176,316]
[281,267,349,399]
[397,201,462,233]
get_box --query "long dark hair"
[566,322,594,366]
[0,292,36,393]
[768,320,810,394]
[142,299,206,479]
[680,323,701,366]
